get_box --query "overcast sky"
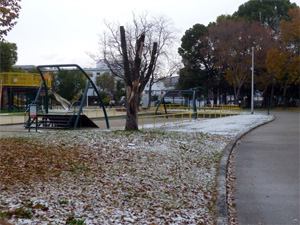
[6,0,300,68]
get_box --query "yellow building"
[0,72,51,111]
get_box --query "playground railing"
[139,107,241,129]
[139,112,192,129]
[0,105,242,125]
[0,72,51,87]
[153,105,241,115]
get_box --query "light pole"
[251,47,254,114]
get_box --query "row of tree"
[95,0,299,129]
[177,0,299,107]
[1,0,299,130]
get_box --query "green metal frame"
[35,64,110,129]
[73,79,91,130]
[154,87,205,119]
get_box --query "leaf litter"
[0,114,273,224]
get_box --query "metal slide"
[48,89,71,111]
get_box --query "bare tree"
[120,26,157,130]
[93,12,180,129]
[139,14,180,108]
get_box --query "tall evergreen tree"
[233,0,297,31]
[178,24,218,92]
[0,41,17,72]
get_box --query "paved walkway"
[234,111,299,225]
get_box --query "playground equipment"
[48,89,71,110]
[155,87,206,119]
[26,64,110,130]
[0,72,51,111]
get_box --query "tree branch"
[120,26,132,86]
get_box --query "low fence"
[0,112,26,125]
[139,107,241,129]
[140,112,192,129]
[0,105,241,126]
[154,104,240,112]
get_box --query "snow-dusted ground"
[0,113,273,225]
[141,113,274,137]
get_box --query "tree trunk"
[235,87,241,105]
[120,26,157,130]
[232,78,238,104]
[282,83,287,108]
[125,84,139,130]
[262,91,267,108]
[147,84,152,109]
[120,26,144,130]
[270,83,274,108]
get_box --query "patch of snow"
[144,114,273,137]
[0,113,274,225]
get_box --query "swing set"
[154,87,205,119]
[26,64,110,130]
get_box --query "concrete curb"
[215,114,276,224]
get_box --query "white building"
[85,61,180,107]
[141,76,179,106]
[84,61,112,106]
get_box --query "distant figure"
[109,100,115,108]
